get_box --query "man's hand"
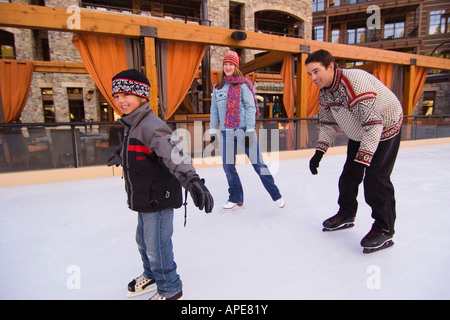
[309,150,324,175]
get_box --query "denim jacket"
[209,82,256,133]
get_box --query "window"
[41,88,55,123]
[347,27,366,44]
[429,10,449,35]
[331,28,340,43]
[347,20,368,44]
[422,91,436,115]
[384,21,405,39]
[67,88,85,122]
[312,0,324,12]
[314,25,324,42]
[0,30,15,59]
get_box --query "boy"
[109,69,214,299]
[305,50,403,254]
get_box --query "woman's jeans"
[136,208,182,297]
[220,129,281,204]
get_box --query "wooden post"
[403,62,416,116]
[296,49,309,148]
[144,37,159,116]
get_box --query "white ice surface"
[1,143,449,300]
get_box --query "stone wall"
[208,0,312,70]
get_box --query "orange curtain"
[413,66,428,109]
[280,54,295,118]
[72,34,128,115]
[0,60,34,123]
[306,77,320,117]
[373,63,394,89]
[165,41,205,120]
[280,54,295,149]
[211,71,221,90]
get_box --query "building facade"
[312,0,450,115]
[0,0,313,123]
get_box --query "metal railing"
[1,115,449,173]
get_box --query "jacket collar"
[118,102,150,128]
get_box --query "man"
[306,50,403,254]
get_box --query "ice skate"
[275,197,285,208]
[126,274,156,298]
[322,212,355,232]
[149,290,183,300]
[222,201,243,211]
[361,228,394,254]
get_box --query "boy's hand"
[107,154,122,167]
[187,178,214,213]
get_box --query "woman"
[209,50,284,210]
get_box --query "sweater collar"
[322,68,342,93]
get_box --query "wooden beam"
[33,61,87,73]
[144,37,159,115]
[296,53,309,148]
[296,53,309,118]
[2,59,87,73]
[403,64,416,116]
[240,51,286,74]
[1,3,450,70]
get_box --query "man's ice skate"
[322,212,355,232]
[361,228,394,254]
[126,274,156,298]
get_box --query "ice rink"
[1,142,449,300]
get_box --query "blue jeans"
[136,208,182,297]
[221,129,282,204]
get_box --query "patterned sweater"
[316,68,403,166]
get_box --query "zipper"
[122,126,134,210]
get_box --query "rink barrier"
[1,115,450,186]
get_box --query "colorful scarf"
[223,76,260,129]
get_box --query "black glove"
[187,178,214,213]
[107,153,122,167]
[309,150,324,175]
[346,161,366,187]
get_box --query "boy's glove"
[309,150,324,175]
[107,153,122,167]
[187,178,214,213]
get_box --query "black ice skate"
[126,274,156,298]
[322,212,355,232]
[361,228,394,254]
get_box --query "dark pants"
[338,133,401,235]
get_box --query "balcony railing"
[1,115,449,173]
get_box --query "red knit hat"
[223,50,240,69]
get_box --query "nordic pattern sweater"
[316,68,403,166]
